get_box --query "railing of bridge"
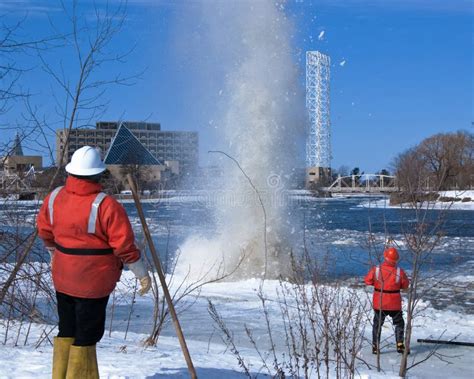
[325,174,397,193]
[0,169,36,192]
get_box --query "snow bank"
[0,323,252,378]
[439,190,474,198]
[358,193,474,211]
[1,271,473,378]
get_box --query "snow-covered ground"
[1,271,473,378]
[358,190,474,211]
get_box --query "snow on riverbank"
[358,190,474,211]
[1,271,473,378]
[0,325,253,378]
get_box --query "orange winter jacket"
[364,262,409,311]
[37,176,140,298]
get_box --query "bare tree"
[209,251,369,379]
[393,131,474,192]
[363,157,464,377]
[144,240,246,347]
[0,0,140,309]
[0,12,64,164]
[396,196,458,377]
[0,15,49,116]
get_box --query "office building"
[56,121,198,174]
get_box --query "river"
[1,193,473,312]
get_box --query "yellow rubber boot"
[52,337,74,379]
[65,345,99,379]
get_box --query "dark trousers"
[372,310,405,345]
[56,291,109,346]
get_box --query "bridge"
[323,174,397,194]
[0,167,38,199]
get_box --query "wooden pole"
[127,174,197,379]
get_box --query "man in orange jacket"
[37,146,151,379]
[365,247,409,354]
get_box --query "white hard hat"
[65,146,106,176]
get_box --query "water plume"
[176,1,304,280]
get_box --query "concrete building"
[1,134,41,197]
[103,123,178,187]
[2,155,42,175]
[1,134,42,175]
[306,166,332,188]
[56,121,198,174]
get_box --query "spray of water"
[175,1,304,280]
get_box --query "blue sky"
[1,0,472,172]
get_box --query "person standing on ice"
[364,247,409,355]
[37,146,151,379]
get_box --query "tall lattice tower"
[306,51,331,184]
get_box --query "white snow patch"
[358,191,474,211]
[439,190,474,198]
[1,273,473,378]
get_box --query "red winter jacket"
[364,261,409,311]
[37,176,140,299]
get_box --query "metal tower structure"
[306,51,331,170]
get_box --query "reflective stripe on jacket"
[37,176,140,298]
[364,262,409,311]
